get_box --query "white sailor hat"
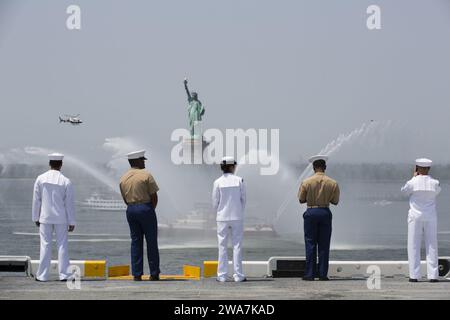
[48,153,64,161]
[221,156,236,165]
[308,155,328,163]
[415,158,432,167]
[126,150,147,160]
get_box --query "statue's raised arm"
[184,78,192,101]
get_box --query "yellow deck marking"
[84,260,106,278]
[203,261,218,278]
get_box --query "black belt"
[127,201,151,206]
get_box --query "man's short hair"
[312,159,326,170]
[220,163,235,173]
[416,165,430,172]
[49,160,63,168]
[128,158,143,167]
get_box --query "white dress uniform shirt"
[401,175,441,221]
[32,170,76,225]
[401,174,441,280]
[212,173,246,221]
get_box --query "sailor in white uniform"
[401,158,441,282]
[212,156,246,282]
[32,153,76,282]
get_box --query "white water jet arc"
[273,121,386,232]
[24,147,120,194]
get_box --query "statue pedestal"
[182,137,210,165]
[192,121,203,140]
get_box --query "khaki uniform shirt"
[119,168,159,205]
[298,172,340,207]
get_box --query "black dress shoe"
[133,276,142,281]
[429,279,439,283]
[60,279,68,282]
[319,277,330,281]
[302,277,314,281]
[149,275,160,281]
[409,278,418,283]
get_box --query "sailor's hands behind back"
[34,222,74,231]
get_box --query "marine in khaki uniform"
[298,155,340,281]
[120,150,160,281]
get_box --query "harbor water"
[1,175,450,275]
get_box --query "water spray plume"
[274,121,384,224]
[24,146,119,194]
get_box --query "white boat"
[163,204,277,237]
[169,210,215,231]
[79,194,127,211]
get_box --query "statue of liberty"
[184,78,205,138]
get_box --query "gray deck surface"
[1,275,449,300]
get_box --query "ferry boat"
[79,194,127,211]
[161,203,277,237]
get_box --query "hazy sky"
[1,0,450,164]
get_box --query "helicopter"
[59,114,83,125]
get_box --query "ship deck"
[1,275,449,300]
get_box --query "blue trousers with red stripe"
[126,203,160,277]
[303,207,332,279]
